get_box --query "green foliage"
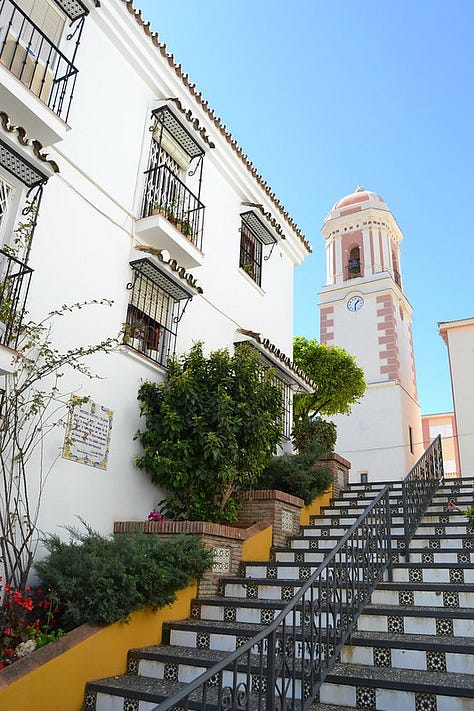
[292,416,337,454]
[293,336,366,418]
[256,452,333,504]
[35,525,213,628]
[136,342,283,523]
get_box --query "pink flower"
[147,511,163,522]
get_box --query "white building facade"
[0,0,311,545]
[318,187,423,482]
[439,318,474,478]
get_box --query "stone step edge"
[325,662,474,696]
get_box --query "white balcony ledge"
[135,213,204,269]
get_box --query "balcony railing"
[142,164,205,252]
[0,0,79,122]
[0,248,33,350]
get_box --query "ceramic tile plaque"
[62,396,113,470]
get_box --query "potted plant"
[181,219,194,242]
[151,201,166,217]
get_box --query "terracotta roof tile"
[118,0,311,253]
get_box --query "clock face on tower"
[347,296,364,312]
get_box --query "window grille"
[239,221,262,286]
[0,177,13,229]
[125,260,191,369]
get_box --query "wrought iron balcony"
[0,0,79,122]
[0,248,33,350]
[142,164,205,252]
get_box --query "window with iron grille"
[275,375,292,440]
[125,262,184,369]
[239,221,263,286]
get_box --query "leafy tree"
[292,416,337,454]
[135,342,283,523]
[293,336,366,419]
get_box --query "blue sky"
[135,0,474,415]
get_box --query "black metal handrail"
[142,164,205,252]
[0,249,33,350]
[0,0,79,121]
[402,434,444,558]
[152,487,393,710]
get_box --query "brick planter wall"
[232,489,304,548]
[114,520,270,597]
[318,453,351,497]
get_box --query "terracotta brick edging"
[232,489,304,549]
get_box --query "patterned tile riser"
[391,568,471,584]
[357,613,474,637]
[320,683,470,711]
[340,646,467,674]
[371,589,474,608]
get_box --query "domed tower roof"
[325,185,389,221]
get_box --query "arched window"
[392,249,401,287]
[348,246,361,279]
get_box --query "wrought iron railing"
[151,487,393,710]
[0,249,33,350]
[401,434,444,558]
[0,0,79,121]
[142,164,205,252]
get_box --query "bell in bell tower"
[318,186,422,482]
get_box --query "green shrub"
[257,453,332,504]
[34,526,213,628]
[292,417,337,454]
[135,342,283,523]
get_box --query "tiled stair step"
[309,514,409,527]
[192,596,357,626]
[86,674,264,711]
[401,532,474,550]
[370,581,474,608]
[320,663,474,710]
[164,618,266,652]
[164,618,354,656]
[243,559,474,582]
[389,562,474,584]
[394,548,474,563]
[322,506,472,520]
[221,576,373,599]
[342,630,474,672]
[358,604,474,636]
[301,522,471,539]
[244,560,353,577]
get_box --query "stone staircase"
[83,477,474,711]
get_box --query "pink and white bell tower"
[318,186,423,482]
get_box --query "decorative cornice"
[236,328,315,390]
[115,1,310,254]
[165,97,215,150]
[134,244,203,294]
[0,112,60,174]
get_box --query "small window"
[124,259,192,368]
[239,220,263,285]
[409,425,414,454]
[360,472,368,484]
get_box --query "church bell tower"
[318,186,422,482]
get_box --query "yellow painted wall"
[241,524,273,561]
[0,585,196,711]
[300,487,332,526]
